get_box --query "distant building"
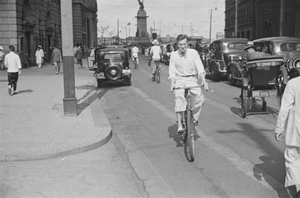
[225,0,300,40]
[0,0,97,67]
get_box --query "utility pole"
[182,24,183,34]
[280,0,285,36]
[117,19,119,43]
[60,0,77,115]
[209,9,212,43]
[159,21,161,36]
[125,25,127,44]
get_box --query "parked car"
[93,47,131,87]
[208,38,249,81]
[230,37,300,86]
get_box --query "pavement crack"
[111,132,149,198]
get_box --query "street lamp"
[209,7,217,43]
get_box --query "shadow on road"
[253,155,291,198]
[167,124,184,147]
[216,122,289,197]
[15,89,33,94]
[76,84,108,115]
[231,97,279,118]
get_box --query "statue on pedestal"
[137,0,144,10]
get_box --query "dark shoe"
[177,126,184,134]
[261,101,267,111]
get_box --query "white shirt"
[275,76,300,147]
[168,48,205,79]
[4,51,22,72]
[150,45,161,59]
[131,46,139,57]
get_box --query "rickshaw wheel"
[276,83,283,107]
[241,88,248,118]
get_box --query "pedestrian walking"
[4,45,22,96]
[75,47,83,68]
[0,46,5,70]
[51,46,62,74]
[275,68,300,198]
[35,45,44,68]
[169,34,208,133]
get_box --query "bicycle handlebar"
[173,85,202,90]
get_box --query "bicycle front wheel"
[186,109,195,162]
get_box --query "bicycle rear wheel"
[155,68,160,83]
[186,108,195,161]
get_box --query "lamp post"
[209,7,217,43]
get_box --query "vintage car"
[229,37,300,86]
[93,47,131,87]
[208,38,249,81]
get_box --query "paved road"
[0,55,291,198]
[101,54,290,198]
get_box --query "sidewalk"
[0,60,112,162]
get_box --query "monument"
[134,0,150,45]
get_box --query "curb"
[0,127,112,162]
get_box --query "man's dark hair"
[176,34,188,43]
[9,45,15,51]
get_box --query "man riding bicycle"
[150,39,162,81]
[169,34,209,133]
[131,44,139,68]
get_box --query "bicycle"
[173,85,201,162]
[153,63,161,83]
[133,57,138,69]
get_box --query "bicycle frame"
[154,64,161,83]
[173,85,201,161]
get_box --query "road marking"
[130,85,289,197]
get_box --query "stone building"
[225,0,300,40]
[0,0,97,67]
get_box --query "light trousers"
[173,76,205,122]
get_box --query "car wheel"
[105,66,122,80]
[227,68,236,86]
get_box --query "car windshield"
[104,53,122,59]
[280,43,300,51]
[227,42,246,50]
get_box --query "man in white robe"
[275,70,300,197]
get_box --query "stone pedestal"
[134,9,150,45]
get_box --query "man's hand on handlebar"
[203,81,209,92]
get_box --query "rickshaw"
[240,56,285,118]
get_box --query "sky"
[97,0,225,39]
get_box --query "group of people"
[1,44,62,96]
[35,45,62,74]
[131,39,164,81]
